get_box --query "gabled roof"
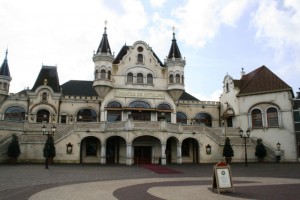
[61,80,98,96]
[31,65,60,92]
[96,26,112,54]
[0,50,11,77]
[236,65,293,96]
[167,31,182,59]
[113,44,164,67]
[179,91,199,101]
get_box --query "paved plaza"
[0,163,299,200]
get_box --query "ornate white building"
[0,25,298,164]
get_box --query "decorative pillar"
[177,142,182,164]
[126,143,133,165]
[161,143,167,165]
[100,143,106,164]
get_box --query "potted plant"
[223,137,234,163]
[8,134,21,164]
[43,135,56,169]
[255,138,267,162]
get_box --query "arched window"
[42,92,48,101]
[176,112,187,124]
[77,109,97,122]
[157,103,171,122]
[194,113,212,127]
[251,109,263,128]
[95,70,98,79]
[226,83,229,92]
[147,74,153,85]
[127,73,133,83]
[100,69,106,79]
[37,109,50,123]
[137,54,143,63]
[129,101,151,108]
[137,73,143,84]
[108,71,111,80]
[106,102,122,122]
[182,75,184,84]
[5,106,26,121]
[267,107,279,127]
[176,74,180,83]
[169,75,174,83]
[128,101,151,121]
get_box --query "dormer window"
[137,54,143,63]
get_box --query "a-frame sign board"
[212,162,234,194]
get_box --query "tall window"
[251,109,263,128]
[107,102,122,122]
[137,54,143,63]
[42,92,48,101]
[182,75,184,84]
[127,73,133,83]
[5,106,26,121]
[267,107,279,127]
[147,74,153,85]
[137,73,143,84]
[176,112,187,124]
[176,74,180,83]
[169,75,174,83]
[157,103,171,122]
[37,109,50,123]
[100,69,106,79]
[108,71,111,80]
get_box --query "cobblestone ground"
[0,163,299,200]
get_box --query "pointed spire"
[96,20,112,54]
[167,26,182,59]
[0,49,11,77]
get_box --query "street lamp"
[240,129,250,167]
[42,124,56,169]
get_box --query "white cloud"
[171,0,253,47]
[150,0,166,8]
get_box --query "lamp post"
[276,142,282,163]
[240,129,250,167]
[42,124,56,169]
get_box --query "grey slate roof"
[167,32,182,59]
[31,65,60,92]
[179,91,199,101]
[96,26,112,54]
[61,80,98,96]
[0,50,11,77]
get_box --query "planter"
[225,157,232,164]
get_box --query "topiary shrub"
[223,137,234,163]
[255,138,267,162]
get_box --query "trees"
[255,138,267,161]
[223,137,234,163]
[8,134,21,163]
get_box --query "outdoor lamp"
[277,142,281,150]
[66,143,73,154]
[206,144,211,155]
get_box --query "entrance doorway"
[134,146,152,164]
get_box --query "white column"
[177,142,182,164]
[126,143,133,165]
[161,143,167,165]
[101,143,106,164]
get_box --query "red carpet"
[141,164,182,174]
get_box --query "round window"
[137,46,143,52]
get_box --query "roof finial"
[104,20,107,34]
[5,48,8,60]
[172,26,176,39]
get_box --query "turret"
[0,49,12,105]
[92,21,114,99]
[165,27,185,102]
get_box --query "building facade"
[0,25,298,164]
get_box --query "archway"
[80,136,101,163]
[37,109,50,123]
[182,138,199,163]
[166,137,179,164]
[106,136,126,164]
[132,136,161,164]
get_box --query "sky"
[0,0,299,101]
